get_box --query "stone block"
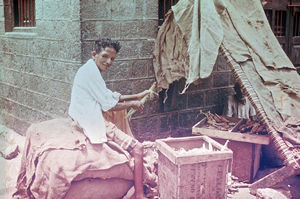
[178,108,200,128]
[130,59,150,78]
[81,41,94,63]
[42,0,79,20]
[4,69,26,88]
[1,53,13,69]
[0,83,8,98]
[229,73,235,85]
[43,97,69,116]
[136,116,159,135]
[13,55,34,73]
[166,112,179,130]
[178,109,201,128]
[44,80,71,102]
[82,21,119,40]
[144,98,161,115]
[139,39,155,58]
[145,0,158,19]
[212,72,229,88]
[134,0,145,18]
[112,78,153,95]
[25,74,41,92]
[107,60,131,81]
[32,39,51,58]
[37,59,76,83]
[1,38,15,53]
[148,61,155,78]
[80,0,111,20]
[187,77,212,92]
[187,92,205,108]
[36,20,80,41]
[28,58,45,75]
[137,20,158,39]
[25,39,36,55]
[0,97,10,114]
[159,115,170,132]
[117,40,141,60]
[120,21,138,39]
[32,39,80,61]
[111,0,137,20]
[0,111,30,136]
[7,84,18,100]
[205,88,231,107]
[64,63,81,84]
[205,89,220,106]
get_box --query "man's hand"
[136,90,151,101]
[131,101,144,112]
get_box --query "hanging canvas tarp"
[153,0,300,164]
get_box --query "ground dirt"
[1,126,299,199]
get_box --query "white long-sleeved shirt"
[68,59,120,143]
[225,95,256,119]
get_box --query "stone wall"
[80,0,162,140]
[0,0,81,134]
[0,0,233,140]
[80,0,234,141]
[131,53,234,141]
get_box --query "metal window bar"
[159,0,179,26]
[274,10,286,36]
[17,0,35,27]
[293,12,300,36]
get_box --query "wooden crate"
[192,118,270,182]
[156,136,233,199]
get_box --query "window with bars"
[274,10,286,36]
[13,0,35,27]
[4,0,35,32]
[264,9,287,37]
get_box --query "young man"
[68,38,148,199]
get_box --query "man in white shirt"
[69,38,148,199]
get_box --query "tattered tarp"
[13,118,134,199]
[153,0,300,157]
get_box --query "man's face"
[92,46,117,72]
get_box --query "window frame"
[4,0,35,32]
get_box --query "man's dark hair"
[94,38,121,53]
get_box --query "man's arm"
[119,90,150,102]
[110,100,144,112]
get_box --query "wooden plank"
[192,119,270,145]
[250,165,300,194]
[176,152,233,165]
[156,139,177,164]
[193,127,270,145]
